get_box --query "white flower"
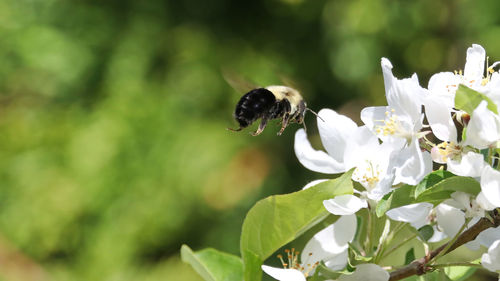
[475,226,500,248]
[386,203,446,243]
[464,101,500,149]
[295,109,398,200]
[392,138,432,186]
[261,266,306,281]
[302,215,357,271]
[446,151,486,177]
[480,165,500,208]
[386,203,433,229]
[262,263,389,281]
[337,264,389,281]
[427,44,486,107]
[434,192,489,246]
[302,179,329,190]
[435,203,465,238]
[482,240,500,274]
[361,58,432,186]
[323,194,368,216]
[422,93,458,143]
[261,215,357,281]
[361,58,426,144]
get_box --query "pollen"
[276,248,319,277]
[353,160,382,190]
[435,141,462,162]
[375,109,405,138]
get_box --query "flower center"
[431,141,462,163]
[375,109,411,140]
[353,160,382,191]
[277,248,319,277]
[481,58,500,86]
[465,198,485,218]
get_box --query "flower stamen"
[276,249,319,277]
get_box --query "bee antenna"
[306,108,324,122]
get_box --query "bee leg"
[251,118,269,136]
[227,126,243,132]
[278,114,291,136]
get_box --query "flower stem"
[365,208,373,254]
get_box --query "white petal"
[301,215,356,266]
[323,195,368,215]
[481,240,500,272]
[428,226,447,243]
[481,166,500,207]
[447,151,486,177]
[465,240,481,251]
[302,179,329,190]
[317,109,358,163]
[394,139,433,185]
[338,264,390,281]
[428,72,460,107]
[360,106,389,137]
[435,204,465,238]
[343,126,380,170]
[464,101,500,149]
[381,57,394,92]
[261,265,306,281]
[476,226,500,248]
[381,58,424,124]
[294,129,344,174]
[450,191,471,211]
[464,44,486,81]
[324,249,348,271]
[431,146,447,164]
[423,94,457,142]
[386,203,433,229]
[476,191,496,211]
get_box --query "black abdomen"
[234,88,276,128]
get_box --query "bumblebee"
[228,85,308,136]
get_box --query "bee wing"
[278,73,306,96]
[221,69,260,94]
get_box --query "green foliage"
[376,184,416,217]
[377,172,481,217]
[1,0,500,280]
[417,225,434,242]
[240,171,354,281]
[415,176,481,203]
[404,248,415,265]
[180,245,243,281]
[414,170,455,198]
[455,84,499,114]
[444,263,479,281]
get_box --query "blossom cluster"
[262,44,500,281]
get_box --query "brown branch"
[389,210,500,281]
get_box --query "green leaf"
[444,259,480,281]
[240,170,354,281]
[404,248,415,265]
[414,170,454,198]
[312,263,344,280]
[416,176,481,204]
[376,184,416,217]
[455,84,498,114]
[349,242,373,262]
[180,245,243,281]
[417,225,434,242]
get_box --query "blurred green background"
[1,0,500,280]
